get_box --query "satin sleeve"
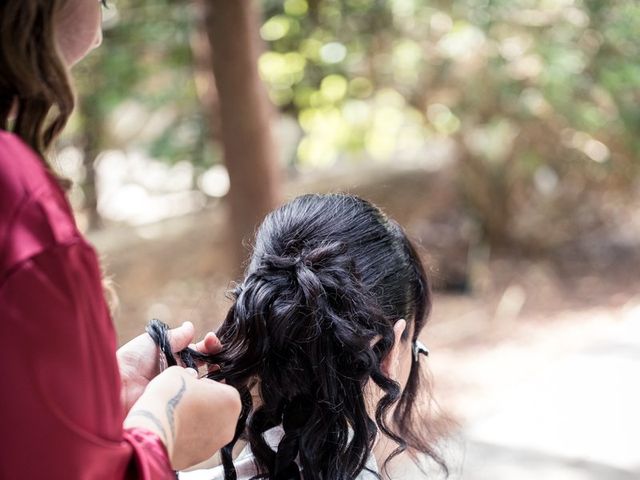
[0,241,174,479]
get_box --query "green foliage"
[256,0,639,242]
[69,0,639,243]
[72,0,210,166]
[258,0,638,164]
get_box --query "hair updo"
[155,194,445,479]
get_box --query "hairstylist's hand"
[117,321,224,413]
[124,366,241,471]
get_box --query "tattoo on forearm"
[167,377,186,439]
[127,378,187,451]
[128,409,168,444]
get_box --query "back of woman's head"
[213,194,443,479]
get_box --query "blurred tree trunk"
[307,0,320,22]
[190,2,221,141]
[203,0,282,269]
[78,98,103,232]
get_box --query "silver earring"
[413,340,429,362]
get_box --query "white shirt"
[180,426,379,480]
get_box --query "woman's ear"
[381,319,407,379]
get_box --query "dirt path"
[423,275,639,479]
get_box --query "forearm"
[124,375,187,462]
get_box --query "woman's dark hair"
[151,193,446,479]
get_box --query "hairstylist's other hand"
[117,321,224,413]
[124,366,241,471]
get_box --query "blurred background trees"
[61,0,639,271]
[57,4,639,476]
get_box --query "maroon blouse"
[0,131,174,479]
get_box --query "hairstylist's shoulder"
[0,130,81,279]
[0,130,49,197]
